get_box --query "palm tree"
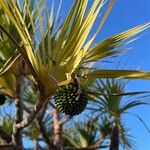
[0,0,150,149]
[88,79,149,149]
[63,116,110,150]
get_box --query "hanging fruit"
[54,75,88,116]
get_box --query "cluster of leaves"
[1,0,150,98]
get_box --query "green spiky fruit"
[54,83,88,116]
[0,94,6,105]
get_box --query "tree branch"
[12,76,23,149]
[14,95,47,129]
[23,96,58,149]
[36,101,58,150]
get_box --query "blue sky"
[103,1,150,149]
[96,1,150,149]
[60,0,150,149]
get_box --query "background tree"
[88,79,150,150]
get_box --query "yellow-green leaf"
[84,23,150,62]
[0,74,16,98]
[83,70,150,80]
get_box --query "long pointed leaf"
[83,70,150,80]
[84,23,150,62]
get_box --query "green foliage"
[87,78,150,149]
[1,117,13,135]
[63,117,100,148]
[24,122,39,141]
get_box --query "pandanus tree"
[88,79,150,150]
[0,0,150,149]
[63,116,112,150]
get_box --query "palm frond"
[83,70,150,81]
[119,101,149,115]
[119,122,136,150]
[84,23,150,62]
[0,74,16,98]
[0,117,13,135]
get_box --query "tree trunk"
[109,124,119,150]
[53,109,62,148]
[12,76,23,150]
